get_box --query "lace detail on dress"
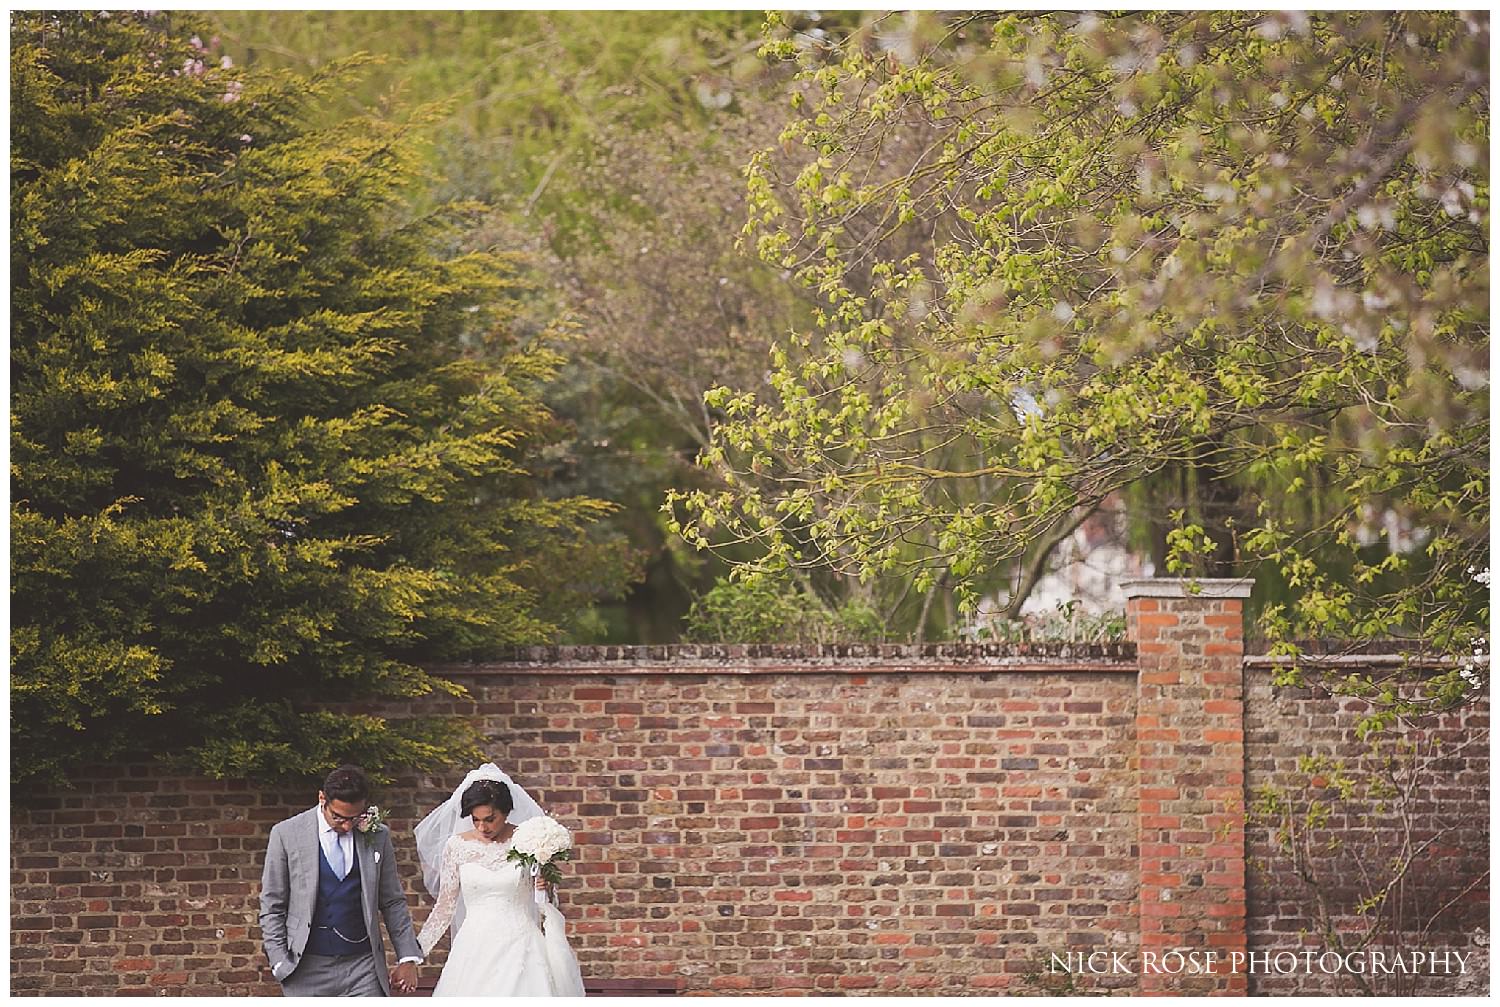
[417,834,517,957]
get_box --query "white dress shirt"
[318,814,355,879]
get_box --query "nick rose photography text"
[1052,949,1473,976]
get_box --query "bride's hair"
[460,778,514,819]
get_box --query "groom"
[259,765,423,996]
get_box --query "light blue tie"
[330,834,345,880]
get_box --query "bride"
[414,765,585,996]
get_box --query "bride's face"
[470,804,505,841]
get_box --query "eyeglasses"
[324,805,371,825]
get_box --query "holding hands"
[391,960,419,994]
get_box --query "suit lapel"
[302,808,323,889]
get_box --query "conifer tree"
[11,11,626,787]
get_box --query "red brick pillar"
[1123,578,1251,996]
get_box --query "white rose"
[512,815,572,864]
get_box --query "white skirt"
[433,902,585,997]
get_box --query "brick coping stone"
[429,641,1138,676]
[1120,576,1255,598]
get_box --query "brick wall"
[1243,660,1490,995]
[1126,579,1250,995]
[10,584,1489,996]
[12,647,1142,996]
[11,771,311,994]
[452,655,1141,994]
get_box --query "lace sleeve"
[417,837,461,957]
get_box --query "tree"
[681,572,880,645]
[202,10,771,233]
[671,12,1488,702]
[1249,735,1488,994]
[201,11,810,641]
[11,12,630,788]
[207,11,991,644]
[205,11,978,644]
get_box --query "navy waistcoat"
[306,838,369,956]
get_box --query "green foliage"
[965,601,1127,644]
[11,12,629,788]
[201,10,769,234]
[1164,515,1219,577]
[202,11,838,642]
[675,12,1488,706]
[506,845,571,887]
[682,572,882,644]
[205,12,981,643]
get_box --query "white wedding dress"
[417,834,585,997]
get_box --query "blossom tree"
[670,11,1488,708]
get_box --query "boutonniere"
[356,805,388,848]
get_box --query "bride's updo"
[460,778,514,820]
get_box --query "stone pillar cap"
[1119,577,1254,599]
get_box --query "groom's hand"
[392,961,418,995]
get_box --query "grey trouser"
[281,952,384,997]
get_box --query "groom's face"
[319,792,368,834]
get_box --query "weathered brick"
[9,632,1483,996]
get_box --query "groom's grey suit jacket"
[258,807,422,995]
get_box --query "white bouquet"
[507,815,573,905]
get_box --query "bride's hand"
[534,876,548,891]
